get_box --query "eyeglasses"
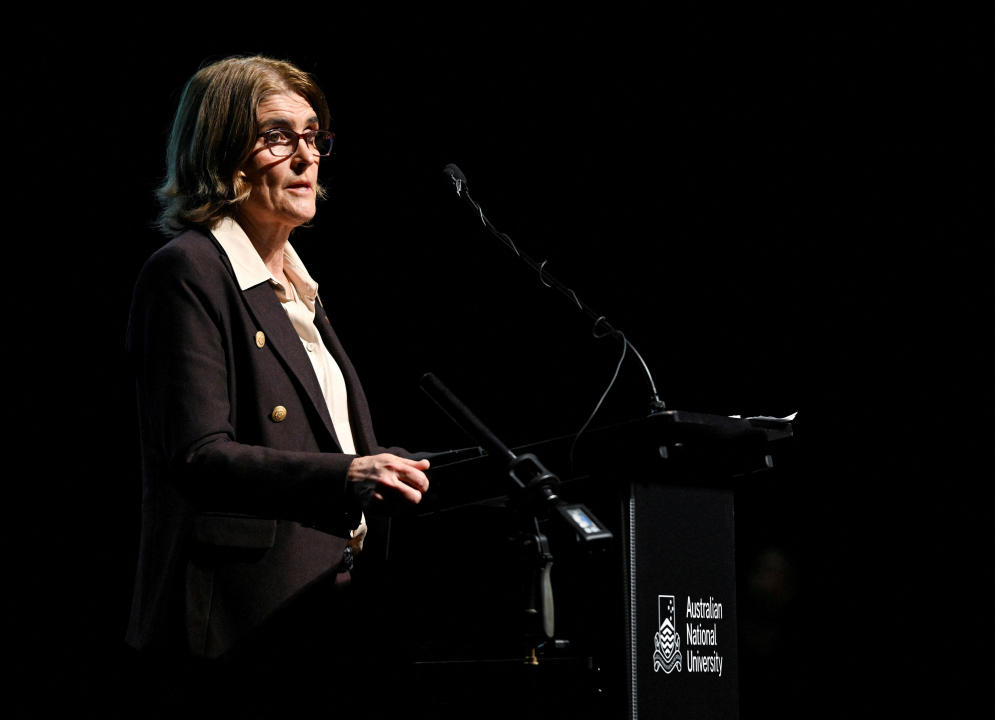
[257,128,335,157]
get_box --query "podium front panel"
[624,481,740,719]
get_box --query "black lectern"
[387,409,792,719]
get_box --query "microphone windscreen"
[443,163,468,183]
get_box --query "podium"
[386,410,792,719]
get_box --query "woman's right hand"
[347,454,430,510]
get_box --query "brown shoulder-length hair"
[156,55,331,236]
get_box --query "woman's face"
[237,91,321,236]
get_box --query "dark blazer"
[125,228,389,659]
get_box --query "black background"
[14,4,990,718]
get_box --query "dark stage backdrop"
[15,5,990,718]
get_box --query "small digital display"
[567,507,598,533]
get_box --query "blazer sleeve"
[128,235,365,530]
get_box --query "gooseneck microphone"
[441,162,667,424]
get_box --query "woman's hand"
[347,454,430,510]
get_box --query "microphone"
[443,163,467,183]
[419,372,612,547]
[440,162,667,421]
[443,163,467,195]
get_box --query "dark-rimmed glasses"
[258,128,334,157]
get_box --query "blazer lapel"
[241,283,343,451]
[203,229,345,451]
